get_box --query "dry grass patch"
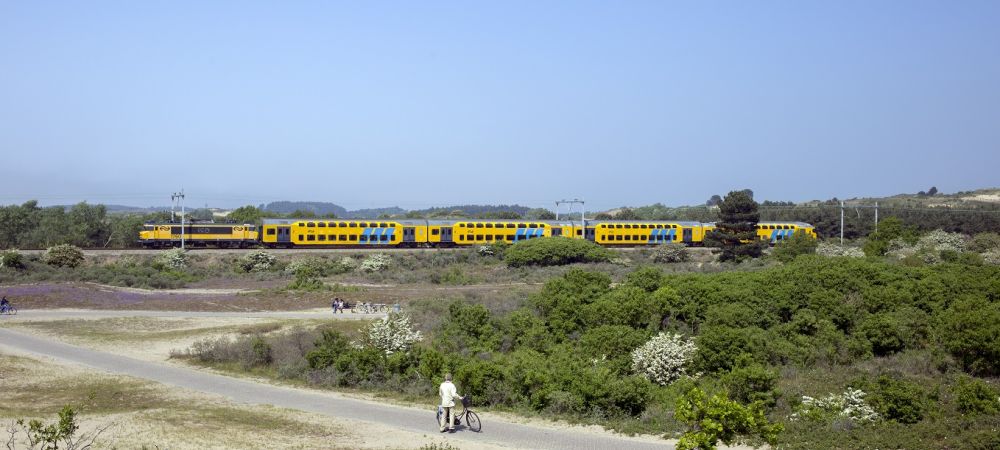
[0,353,439,450]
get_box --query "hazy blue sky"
[2,1,998,211]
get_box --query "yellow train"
[138,223,259,248]
[254,219,816,248]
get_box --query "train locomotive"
[139,218,816,249]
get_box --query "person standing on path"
[438,373,463,433]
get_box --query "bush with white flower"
[791,388,880,425]
[984,249,1000,266]
[44,244,85,268]
[653,243,690,263]
[360,254,392,272]
[917,229,967,253]
[631,332,697,385]
[356,312,422,355]
[816,243,865,258]
[156,248,188,270]
[238,250,276,272]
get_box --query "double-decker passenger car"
[152,218,817,249]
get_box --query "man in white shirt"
[439,373,463,432]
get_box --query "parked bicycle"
[435,395,481,432]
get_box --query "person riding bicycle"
[0,296,9,313]
[438,373,464,433]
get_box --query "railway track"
[17,246,711,256]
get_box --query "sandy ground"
[1,328,687,450]
[0,351,512,450]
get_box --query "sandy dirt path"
[0,328,676,450]
[0,307,377,321]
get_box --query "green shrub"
[858,307,930,356]
[954,376,1000,416]
[723,363,780,408]
[675,387,782,450]
[286,269,326,291]
[853,375,928,424]
[694,326,768,373]
[579,325,650,374]
[504,237,613,267]
[771,230,819,262]
[43,244,84,268]
[938,297,1000,376]
[0,249,25,269]
[968,232,1000,253]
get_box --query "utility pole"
[172,190,186,249]
[840,201,844,245]
[556,199,585,237]
[875,201,879,237]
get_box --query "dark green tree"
[227,205,263,224]
[615,207,640,220]
[704,190,763,261]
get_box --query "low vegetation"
[181,253,1000,448]
[503,237,614,267]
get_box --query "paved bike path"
[0,328,672,449]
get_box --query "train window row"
[298,234,392,242]
[458,234,538,241]
[602,235,672,242]
[297,222,393,228]
[458,223,541,229]
[598,224,677,229]
[759,225,795,230]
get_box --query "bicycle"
[0,305,16,315]
[435,396,481,432]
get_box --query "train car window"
[305,222,313,227]
[349,222,356,227]
[577,229,582,235]
[350,235,358,241]
[318,235,326,241]
[485,234,493,241]
[518,224,526,228]
[339,222,346,227]
[529,223,537,228]
[298,234,304,240]
[431,229,440,235]
[307,235,315,241]
[476,234,483,240]
[318,223,326,228]
[485,223,493,228]
[380,235,388,241]
[504,224,513,228]
[380,223,387,228]
[339,234,346,240]
[474,223,482,228]
[505,235,513,241]
[615,235,623,241]
[329,235,336,241]
[458,235,465,241]
[267,229,275,235]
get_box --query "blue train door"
[683,228,692,243]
